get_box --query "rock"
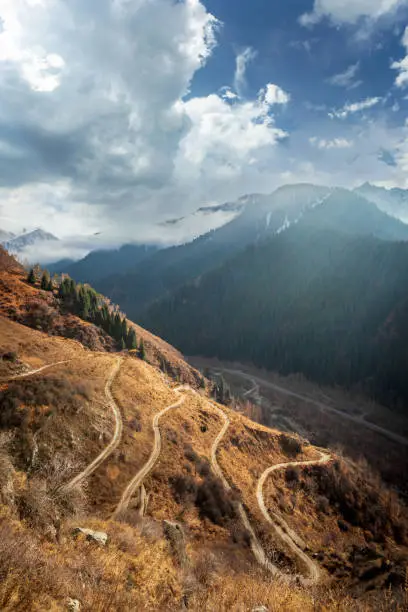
[252,607,269,612]
[67,598,81,611]
[72,527,108,546]
[163,520,188,568]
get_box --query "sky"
[0,0,408,258]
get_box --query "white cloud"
[392,26,408,87]
[329,96,382,118]
[174,91,288,180]
[0,0,291,250]
[309,137,354,149]
[260,84,291,106]
[300,0,407,26]
[328,62,362,89]
[234,47,257,96]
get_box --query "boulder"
[72,527,108,546]
[163,520,188,568]
[252,607,269,612]
[67,598,81,611]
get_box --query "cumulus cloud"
[392,26,408,87]
[309,137,354,149]
[300,0,407,26]
[261,84,291,106]
[328,62,362,89]
[234,47,257,96]
[329,96,382,118]
[0,0,291,253]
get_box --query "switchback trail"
[112,386,187,519]
[223,368,408,447]
[256,450,332,584]
[64,357,123,490]
[209,400,282,578]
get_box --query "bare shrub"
[170,474,198,505]
[23,299,57,331]
[279,434,302,457]
[17,454,86,536]
[193,550,219,588]
[285,466,300,485]
[0,376,92,430]
[196,476,238,526]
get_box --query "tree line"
[27,267,145,357]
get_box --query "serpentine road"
[256,450,332,584]
[222,368,408,447]
[112,385,187,519]
[65,357,123,490]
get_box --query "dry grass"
[0,294,407,608]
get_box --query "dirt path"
[209,400,283,577]
[5,360,71,380]
[256,450,331,584]
[64,357,123,490]
[223,368,408,447]
[112,386,187,519]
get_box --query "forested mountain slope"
[97,185,408,320]
[141,225,408,410]
[49,243,158,286]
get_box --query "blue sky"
[0,0,408,258]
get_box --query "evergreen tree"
[126,328,137,350]
[47,278,53,292]
[27,268,36,285]
[120,337,126,351]
[139,338,146,360]
[40,271,50,291]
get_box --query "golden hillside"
[0,250,407,611]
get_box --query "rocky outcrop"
[67,599,81,611]
[72,527,108,546]
[163,520,188,568]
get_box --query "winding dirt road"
[112,385,187,518]
[223,368,408,447]
[65,357,123,490]
[209,400,283,577]
[256,450,331,584]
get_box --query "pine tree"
[120,337,126,351]
[40,271,50,291]
[27,268,36,285]
[47,278,53,292]
[139,338,146,360]
[126,328,137,350]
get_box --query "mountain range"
[1,228,58,256]
[38,182,408,411]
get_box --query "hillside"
[0,249,407,610]
[141,224,408,410]
[0,247,200,386]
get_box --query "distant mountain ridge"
[93,184,408,321]
[355,183,408,224]
[2,228,58,255]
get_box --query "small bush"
[170,475,198,505]
[279,434,302,457]
[1,351,17,363]
[285,466,300,485]
[196,476,237,526]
